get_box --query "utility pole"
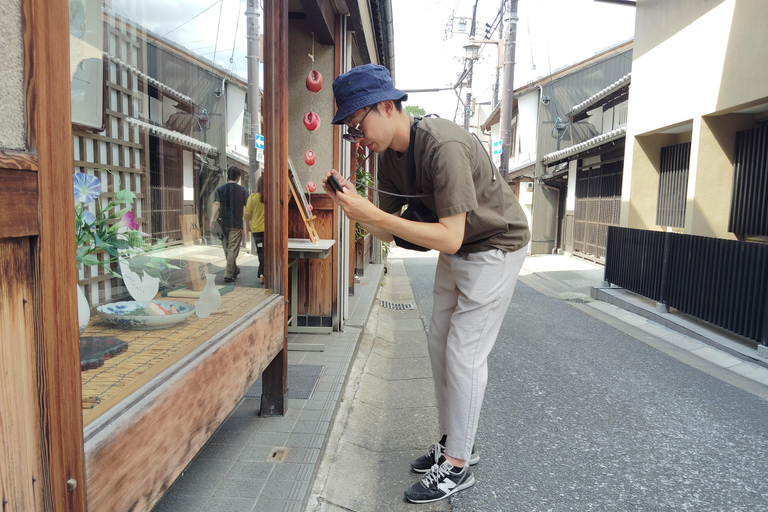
[463,0,479,131]
[246,0,261,189]
[492,0,504,108]
[498,0,517,180]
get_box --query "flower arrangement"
[73,172,176,280]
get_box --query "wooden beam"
[298,0,335,45]
[0,169,39,238]
[260,0,289,417]
[25,0,87,508]
[345,0,372,64]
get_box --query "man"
[209,166,248,283]
[324,64,531,504]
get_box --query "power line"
[161,0,222,38]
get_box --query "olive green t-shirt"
[377,117,530,253]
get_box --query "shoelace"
[421,461,453,488]
[429,442,444,462]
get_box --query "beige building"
[622,0,768,241]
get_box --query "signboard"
[256,149,264,163]
[254,133,264,150]
[493,140,502,155]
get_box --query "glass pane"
[70,0,268,425]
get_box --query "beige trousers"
[428,245,528,462]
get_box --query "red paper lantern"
[306,181,317,193]
[305,150,316,166]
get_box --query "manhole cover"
[380,301,414,310]
[564,298,591,304]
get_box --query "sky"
[107,0,634,123]
[392,0,636,121]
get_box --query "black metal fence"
[605,226,768,346]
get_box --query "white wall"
[226,84,248,159]
[511,89,539,169]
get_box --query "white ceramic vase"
[194,274,221,318]
[77,284,90,335]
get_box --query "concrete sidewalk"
[306,257,449,512]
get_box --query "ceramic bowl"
[96,301,195,330]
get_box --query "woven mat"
[161,284,234,298]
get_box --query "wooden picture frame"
[287,156,319,242]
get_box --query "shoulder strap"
[407,117,423,203]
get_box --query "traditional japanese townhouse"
[481,40,633,256]
[539,72,630,262]
[0,1,395,511]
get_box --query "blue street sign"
[493,140,502,155]
[254,134,264,150]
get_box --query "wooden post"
[260,0,289,417]
[24,0,87,508]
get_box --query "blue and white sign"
[254,133,264,150]
[493,140,502,156]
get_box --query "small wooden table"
[287,238,335,350]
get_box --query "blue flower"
[81,210,96,225]
[73,172,101,204]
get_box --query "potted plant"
[73,171,177,332]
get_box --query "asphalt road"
[402,254,768,512]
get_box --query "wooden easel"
[288,157,319,243]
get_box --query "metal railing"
[605,226,768,346]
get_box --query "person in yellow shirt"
[244,175,265,284]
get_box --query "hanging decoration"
[304,33,323,213]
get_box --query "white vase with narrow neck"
[194,274,221,318]
[77,284,90,335]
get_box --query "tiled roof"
[541,126,626,165]
[566,73,631,118]
[126,117,218,154]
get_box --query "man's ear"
[381,99,395,117]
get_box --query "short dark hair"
[227,166,242,181]
[370,100,403,116]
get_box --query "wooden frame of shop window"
[0,0,88,510]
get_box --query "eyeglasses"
[342,106,374,143]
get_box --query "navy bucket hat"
[331,64,408,125]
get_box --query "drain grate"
[564,298,592,304]
[381,301,414,310]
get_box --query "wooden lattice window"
[729,124,768,237]
[656,142,691,228]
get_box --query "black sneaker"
[411,441,480,473]
[404,458,475,503]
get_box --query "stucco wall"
[622,0,768,238]
[288,19,336,195]
[0,0,26,150]
[630,0,768,136]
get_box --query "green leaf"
[82,254,100,266]
[114,189,136,204]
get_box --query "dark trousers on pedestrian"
[252,231,265,280]
[221,227,243,279]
